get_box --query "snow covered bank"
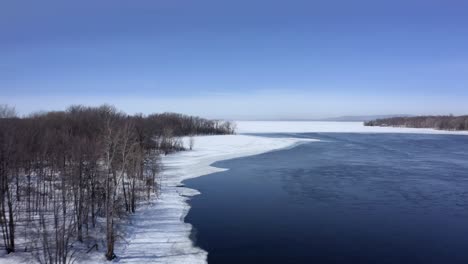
[236,121,468,135]
[112,135,316,264]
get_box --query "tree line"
[0,104,234,263]
[364,115,468,131]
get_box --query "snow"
[107,135,317,263]
[236,121,468,135]
[0,253,30,264]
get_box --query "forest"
[0,104,234,263]
[364,115,468,131]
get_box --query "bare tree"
[365,115,468,131]
[189,136,195,151]
[0,104,235,261]
[0,104,17,118]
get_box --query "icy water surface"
[185,133,468,264]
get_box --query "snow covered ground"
[236,121,468,135]
[107,135,317,264]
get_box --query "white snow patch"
[109,135,316,264]
[236,121,468,135]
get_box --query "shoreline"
[111,134,317,263]
[172,132,468,264]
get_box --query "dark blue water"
[184,133,468,264]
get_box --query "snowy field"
[236,121,468,135]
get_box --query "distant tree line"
[0,104,234,262]
[364,115,468,131]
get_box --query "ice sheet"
[235,121,468,135]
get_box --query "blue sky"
[1,0,468,119]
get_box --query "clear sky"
[2,0,468,119]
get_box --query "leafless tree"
[189,136,195,151]
[365,115,468,131]
[0,104,17,118]
[0,104,235,261]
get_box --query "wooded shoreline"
[364,115,468,131]
[0,104,234,262]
